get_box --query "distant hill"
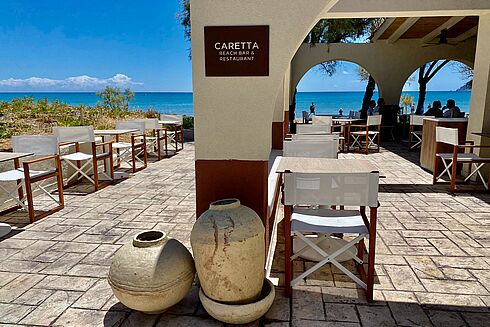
[456,80,472,91]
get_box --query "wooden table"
[0,152,34,218]
[276,157,378,174]
[420,118,468,173]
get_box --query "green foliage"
[96,87,135,117]
[183,116,194,129]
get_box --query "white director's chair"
[0,136,64,222]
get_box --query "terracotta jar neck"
[209,198,241,211]
[133,230,167,248]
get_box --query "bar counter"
[420,118,468,173]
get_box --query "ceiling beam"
[387,17,419,43]
[420,16,466,44]
[452,26,478,42]
[371,18,395,41]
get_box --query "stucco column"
[467,14,490,173]
[191,0,339,221]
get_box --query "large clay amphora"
[108,230,195,314]
[191,199,265,304]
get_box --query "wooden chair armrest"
[95,140,113,147]
[131,133,146,138]
[23,155,58,165]
[457,145,490,149]
[349,124,368,128]
[59,141,78,147]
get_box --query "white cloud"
[342,70,350,75]
[0,74,143,90]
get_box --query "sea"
[0,91,471,117]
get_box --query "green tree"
[415,60,450,114]
[96,87,135,116]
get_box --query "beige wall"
[467,14,490,162]
[191,0,340,161]
[291,40,476,106]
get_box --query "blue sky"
[0,1,469,92]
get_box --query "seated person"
[367,100,377,116]
[425,100,443,118]
[442,99,461,118]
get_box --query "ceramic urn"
[191,199,265,304]
[108,230,195,314]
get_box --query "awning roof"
[372,16,478,44]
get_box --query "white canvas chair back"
[284,172,379,207]
[116,121,146,134]
[312,115,332,125]
[53,126,95,143]
[367,115,382,126]
[132,118,159,130]
[410,115,431,126]
[292,134,338,141]
[12,135,59,155]
[296,124,330,135]
[284,140,338,159]
[160,114,183,123]
[436,127,458,146]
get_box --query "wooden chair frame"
[59,140,114,191]
[347,116,382,154]
[433,140,490,193]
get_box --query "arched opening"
[294,60,380,118]
[400,60,473,117]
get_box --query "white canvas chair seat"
[351,130,379,136]
[292,208,368,234]
[112,141,144,149]
[436,152,490,162]
[0,168,56,182]
[290,207,369,288]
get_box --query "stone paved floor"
[0,143,489,326]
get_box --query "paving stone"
[120,311,160,327]
[13,288,54,306]
[52,308,127,327]
[384,265,425,291]
[19,290,81,325]
[404,256,444,280]
[292,320,360,326]
[292,285,325,320]
[0,273,45,302]
[35,275,97,292]
[416,292,486,308]
[72,279,113,310]
[426,310,465,327]
[66,264,110,278]
[8,240,56,261]
[156,314,223,326]
[0,271,20,287]
[460,312,490,327]
[324,303,358,323]
[420,279,488,295]
[0,303,35,324]
[356,305,396,327]
[48,241,99,253]
[40,252,86,274]
[322,286,367,304]
[388,302,431,326]
[265,287,290,321]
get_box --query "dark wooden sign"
[204,25,269,77]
